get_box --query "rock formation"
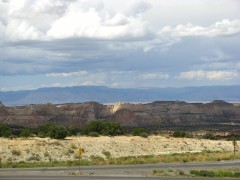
[0,101,240,130]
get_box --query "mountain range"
[0,85,240,106]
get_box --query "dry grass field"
[0,135,238,164]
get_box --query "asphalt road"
[2,176,240,180]
[1,160,240,180]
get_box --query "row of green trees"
[0,124,68,139]
[2,123,240,141]
[0,121,153,139]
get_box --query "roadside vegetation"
[190,169,240,178]
[152,168,240,178]
[1,150,240,168]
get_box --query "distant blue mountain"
[0,85,240,106]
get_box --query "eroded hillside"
[0,101,240,131]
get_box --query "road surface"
[1,160,240,179]
[2,176,240,180]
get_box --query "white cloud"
[47,70,169,80]
[146,19,240,52]
[45,70,170,88]
[104,14,129,26]
[8,0,28,17]
[159,19,240,37]
[1,0,150,41]
[6,19,43,40]
[51,82,64,87]
[138,72,169,80]
[46,71,88,77]
[1,0,239,48]
[0,20,5,36]
[32,0,75,15]
[179,70,238,80]
[46,3,148,40]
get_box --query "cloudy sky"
[0,0,240,91]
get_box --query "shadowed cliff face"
[0,101,240,130]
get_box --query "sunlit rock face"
[0,101,240,130]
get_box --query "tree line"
[1,122,239,140]
[0,120,149,139]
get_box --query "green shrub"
[37,131,46,138]
[140,132,149,138]
[20,129,31,138]
[70,143,77,149]
[37,124,55,137]
[217,170,234,177]
[81,120,124,136]
[44,152,50,157]
[103,121,123,136]
[67,125,79,136]
[27,154,41,161]
[234,172,240,177]
[0,124,11,137]
[68,149,74,154]
[132,128,148,136]
[12,150,21,156]
[49,126,68,139]
[89,131,99,137]
[173,131,186,138]
[203,133,217,140]
[9,135,17,139]
[153,169,164,175]
[228,135,240,141]
[102,151,111,159]
[190,170,215,177]
[178,170,185,175]
[37,124,68,139]
[90,155,104,162]
[82,121,103,135]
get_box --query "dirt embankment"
[0,136,236,163]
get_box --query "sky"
[0,0,240,91]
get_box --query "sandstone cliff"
[0,101,240,130]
